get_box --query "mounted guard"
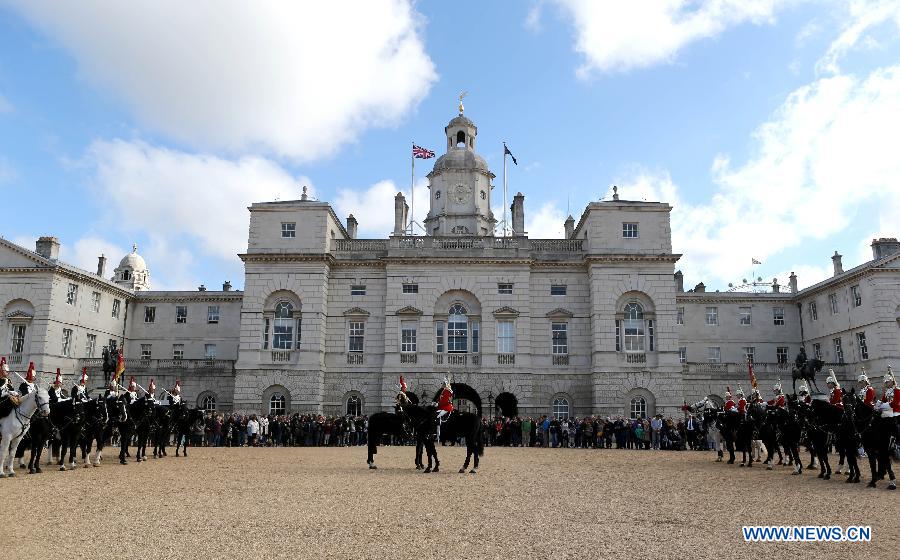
[857,369,876,409]
[125,376,138,404]
[167,380,182,405]
[826,371,843,410]
[49,368,65,403]
[724,387,736,413]
[0,357,21,418]
[798,383,811,405]
[736,386,748,417]
[767,381,786,408]
[145,378,157,402]
[72,367,89,403]
[19,361,36,395]
[436,375,454,422]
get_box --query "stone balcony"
[681,361,850,377]
[330,236,584,261]
[78,357,235,375]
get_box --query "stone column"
[832,251,843,276]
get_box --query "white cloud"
[9,1,437,161]
[85,139,308,272]
[59,236,128,276]
[526,202,566,238]
[334,178,429,238]
[0,93,13,114]
[547,0,786,76]
[816,0,900,75]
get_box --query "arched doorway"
[433,382,482,417]
[495,392,518,418]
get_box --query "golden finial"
[458,91,468,115]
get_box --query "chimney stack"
[347,214,358,239]
[789,272,798,294]
[35,236,60,260]
[674,270,684,292]
[694,282,706,293]
[393,192,408,235]
[198,284,207,292]
[97,254,108,277]
[832,251,843,276]
[772,278,780,293]
[564,215,575,239]
[511,192,525,235]
[871,237,900,260]
[223,281,232,292]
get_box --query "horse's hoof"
[727,459,734,464]
[739,463,745,468]
[866,481,876,488]
[92,463,99,467]
[120,460,127,465]
[715,457,722,462]
[845,476,855,484]
[28,468,35,474]
[7,472,14,477]
[817,473,824,478]
[35,467,42,474]
[766,464,773,471]
[83,463,90,469]
[59,466,66,471]
[368,464,377,470]
[424,468,432,474]
[824,474,830,480]
[458,468,465,474]
[469,469,477,474]
[432,467,439,472]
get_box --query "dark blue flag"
[504,143,517,165]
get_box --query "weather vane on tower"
[458,91,468,115]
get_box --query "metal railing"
[271,350,292,363]
[347,353,364,365]
[8,354,23,365]
[552,354,569,366]
[625,353,646,364]
[400,353,417,364]
[497,354,515,365]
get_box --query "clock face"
[452,184,472,204]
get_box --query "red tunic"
[860,386,876,408]
[883,388,900,414]
[437,387,454,413]
[767,395,786,408]
[724,398,736,412]
[829,388,844,410]
[802,394,812,405]
[737,398,747,415]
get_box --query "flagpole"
[502,142,508,237]
[409,142,414,235]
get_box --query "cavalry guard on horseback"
[798,383,811,405]
[394,376,413,440]
[125,376,138,404]
[72,368,89,403]
[19,362,36,395]
[436,375,454,422]
[0,356,21,417]
[145,378,157,402]
[881,366,899,418]
[49,369,65,404]
[167,380,182,405]
[795,347,807,370]
[724,387,736,413]
[735,386,748,417]
[857,369,877,409]
[826,371,843,410]
[767,381,786,408]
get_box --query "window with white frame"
[497,283,513,294]
[472,320,480,353]
[66,284,78,306]
[630,396,646,419]
[400,322,417,353]
[447,304,468,353]
[851,285,861,307]
[812,343,821,360]
[552,397,570,420]
[175,305,187,324]
[829,293,838,314]
[809,301,818,321]
[776,347,788,364]
[497,320,515,354]
[550,285,567,296]
[348,321,365,353]
[273,302,295,350]
[707,346,721,363]
[615,320,621,352]
[263,318,270,350]
[351,285,366,296]
[112,299,121,319]
[281,222,296,238]
[856,332,868,360]
[676,307,684,325]
[739,307,751,326]
[773,307,785,326]
[742,346,755,363]
[84,334,97,358]
[201,394,217,413]
[551,322,568,355]
[269,393,286,415]
[144,306,156,323]
[434,321,445,354]
[61,328,73,357]
[833,337,844,364]
[205,344,217,359]
[90,291,101,313]
[108,339,117,353]
[10,324,26,354]
[346,395,362,416]
[622,302,645,352]
[172,344,184,361]
[622,222,639,238]
[679,346,687,364]
[207,305,220,324]
[402,283,418,294]
[706,307,718,326]
[140,344,152,360]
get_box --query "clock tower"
[423,112,496,236]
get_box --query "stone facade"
[2,113,900,418]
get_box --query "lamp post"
[487,391,494,420]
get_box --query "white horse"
[0,387,50,477]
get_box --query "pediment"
[492,306,520,318]
[6,310,34,320]
[545,308,574,319]
[342,307,370,318]
[0,238,51,268]
[395,306,422,316]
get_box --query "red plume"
[54,368,62,386]
[25,361,35,382]
[80,367,88,385]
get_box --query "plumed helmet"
[25,361,36,383]
[857,373,869,384]
[884,365,895,387]
[399,375,408,393]
[798,384,809,395]
[826,369,837,386]
[443,374,452,388]
[173,380,181,394]
[147,378,156,394]
[725,386,732,399]
[128,376,137,391]
[0,356,7,374]
[53,368,62,386]
[80,367,88,385]
[773,380,782,394]
[736,386,745,397]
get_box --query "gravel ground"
[2,446,896,559]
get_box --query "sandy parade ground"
[1,445,896,559]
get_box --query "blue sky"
[1,1,899,291]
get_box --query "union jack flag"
[412,144,435,159]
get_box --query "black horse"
[49,398,85,471]
[367,403,437,471]
[77,397,109,468]
[17,414,51,474]
[843,393,896,489]
[774,396,805,474]
[174,406,205,457]
[437,411,485,474]
[792,358,824,395]
[118,396,154,464]
[804,399,842,480]
[717,410,741,464]
[152,403,174,458]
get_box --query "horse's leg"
[866,449,879,487]
[367,436,377,469]
[429,439,439,473]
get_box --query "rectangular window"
[497,320,515,354]
[61,329,73,357]
[497,283,513,295]
[207,305,220,324]
[173,344,184,361]
[90,291,101,313]
[705,307,718,326]
[296,317,302,347]
[550,285,567,296]
[85,334,97,358]
[435,321,445,354]
[622,222,639,238]
[66,283,78,306]
[400,323,417,353]
[773,307,785,326]
[812,342,821,360]
[348,322,365,353]
[551,322,568,355]
[739,306,751,326]
[108,339,117,353]
[679,346,687,364]
[676,307,684,325]
[776,347,788,364]
[856,332,868,360]
[205,344,217,359]
[11,325,26,354]
[648,319,654,352]
[402,283,418,294]
[281,222,296,238]
[471,321,480,353]
[742,346,755,363]
[140,344,152,360]
[112,299,121,319]
[707,346,721,364]
[263,318,270,350]
[833,337,844,364]
[175,305,187,324]
[829,293,838,314]
[809,301,818,321]
[615,320,621,352]
[144,306,156,323]
[351,285,366,296]
[448,317,468,353]
[851,285,861,307]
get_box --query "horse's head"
[34,387,50,417]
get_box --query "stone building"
[2,112,899,419]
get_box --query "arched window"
[201,394,216,413]
[122,270,131,280]
[630,396,646,419]
[269,393,286,415]
[448,303,468,353]
[623,302,645,352]
[273,302,294,350]
[346,395,361,416]
[552,397,570,420]
[456,131,466,147]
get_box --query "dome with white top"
[113,243,151,291]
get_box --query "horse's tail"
[474,419,484,457]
